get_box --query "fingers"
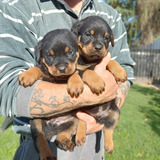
[76,111,104,134]
[94,52,111,72]
[76,111,95,123]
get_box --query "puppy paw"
[105,143,114,154]
[67,73,84,98]
[41,155,56,160]
[18,67,42,87]
[107,60,127,83]
[76,135,86,147]
[40,151,56,160]
[55,138,75,152]
[89,78,105,95]
[82,70,105,95]
[105,147,113,154]
[112,67,127,83]
[67,81,84,98]
[75,119,86,147]
[18,72,36,87]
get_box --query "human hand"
[94,52,114,82]
[75,53,118,135]
[90,52,118,103]
[94,52,111,76]
[76,111,104,134]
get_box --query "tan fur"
[42,58,77,77]
[103,110,119,154]
[49,49,54,56]
[104,32,108,37]
[78,41,108,61]
[18,67,42,87]
[75,119,86,147]
[110,34,114,46]
[55,120,78,152]
[90,29,94,35]
[67,73,84,98]
[34,119,55,160]
[82,69,105,95]
[107,60,127,82]
[76,63,96,71]
[65,46,70,53]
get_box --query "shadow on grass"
[0,117,13,132]
[132,85,160,137]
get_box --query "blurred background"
[106,0,160,85]
[0,0,160,160]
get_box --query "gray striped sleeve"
[16,80,40,118]
[0,4,37,117]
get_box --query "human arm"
[0,4,118,118]
[0,5,38,117]
[76,81,130,134]
[29,53,118,118]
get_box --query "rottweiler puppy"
[70,16,127,154]
[18,29,84,160]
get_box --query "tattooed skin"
[116,82,130,109]
[30,88,91,117]
[30,81,130,117]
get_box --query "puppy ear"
[106,22,114,47]
[110,34,114,47]
[35,40,43,65]
[71,20,81,36]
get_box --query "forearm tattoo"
[116,81,130,108]
[30,88,91,117]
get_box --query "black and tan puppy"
[71,15,127,92]
[18,29,84,160]
[70,16,127,154]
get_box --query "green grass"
[105,84,160,160]
[0,117,20,160]
[0,84,160,160]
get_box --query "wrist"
[116,81,130,109]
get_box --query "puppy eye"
[67,50,74,56]
[46,54,55,62]
[85,32,91,37]
[104,36,109,40]
[47,53,54,58]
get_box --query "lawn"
[105,84,160,160]
[0,117,19,160]
[0,84,160,160]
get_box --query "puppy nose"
[94,43,103,51]
[57,65,66,73]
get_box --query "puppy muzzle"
[94,43,103,52]
[57,64,67,73]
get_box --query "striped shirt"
[0,0,135,117]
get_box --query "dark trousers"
[14,131,104,160]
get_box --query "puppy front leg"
[67,73,84,98]
[82,69,105,95]
[107,60,127,82]
[18,67,42,87]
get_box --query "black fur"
[71,16,120,154]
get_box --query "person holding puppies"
[0,0,135,160]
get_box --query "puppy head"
[35,29,79,78]
[71,16,114,61]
